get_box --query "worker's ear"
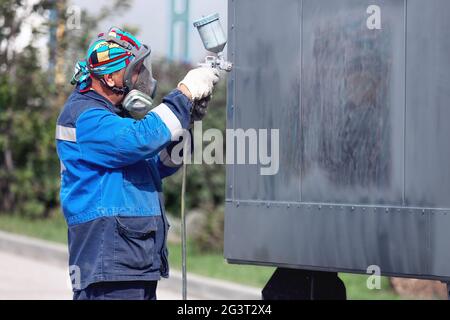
[103,73,115,88]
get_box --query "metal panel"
[405,0,450,208]
[430,212,450,277]
[231,0,302,202]
[225,202,432,280]
[301,0,405,205]
[226,0,450,280]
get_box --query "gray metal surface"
[225,0,450,280]
[230,0,302,202]
[405,0,450,208]
[301,0,405,205]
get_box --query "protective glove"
[191,96,211,122]
[178,67,220,101]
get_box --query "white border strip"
[151,104,183,139]
[55,125,77,142]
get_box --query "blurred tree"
[0,0,134,218]
[0,0,59,217]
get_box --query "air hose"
[182,12,232,301]
[180,141,188,300]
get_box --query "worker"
[55,27,219,300]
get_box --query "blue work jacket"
[56,87,192,290]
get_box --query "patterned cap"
[87,28,142,75]
[72,27,142,90]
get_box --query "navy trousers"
[73,281,158,300]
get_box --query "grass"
[0,213,68,244]
[168,241,275,288]
[340,273,400,300]
[0,213,400,300]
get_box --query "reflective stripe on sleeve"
[55,125,77,142]
[151,104,183,139]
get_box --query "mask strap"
[99,77,129,96]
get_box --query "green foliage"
[0,49,60,217]
[0,1,60,218]
[0,210,67,243]
[0,0,139,218]
[192,206,225,252]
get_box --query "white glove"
[178,67,220,101]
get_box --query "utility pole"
[169,0,190,62]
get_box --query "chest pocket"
[123,160,153,185]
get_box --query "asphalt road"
[0,251,199,300]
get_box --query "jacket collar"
[77,86,123,115]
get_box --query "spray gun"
[179,13,232,301]
[189,14,233,120]
[193,13,233,72]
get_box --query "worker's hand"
[191,96,211,122]
[178,67,220,101]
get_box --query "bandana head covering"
[71,27,143,91]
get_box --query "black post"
[262,268,347,300]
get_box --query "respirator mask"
[85,30,158,117]
[122,45,158,119]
